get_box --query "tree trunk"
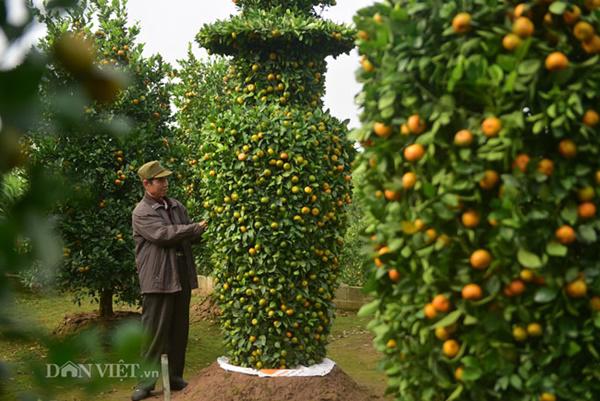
[99,289,113,318]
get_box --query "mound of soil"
[53,311,141,337]
[190,296,221,323]
[172,362,384,401]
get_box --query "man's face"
[144,177,168,199]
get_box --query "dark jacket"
[132,193,203,294]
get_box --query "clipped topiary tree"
[194,0,355,369]
[353,1,600,400]
[31,0,177,317]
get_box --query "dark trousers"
[138,256,191,389]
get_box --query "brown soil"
[53,311,141,337]
[171,362,385,401]
[190,296,221,323]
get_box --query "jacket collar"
[142,193,178,210]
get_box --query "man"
[130,160,207,401]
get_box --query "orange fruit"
[386,338,397,348]
[513,153,530,172]
[583,109,599,127]
[378,246,390,256]
[527,322,543,337]
[424,303,438,319]
[454,129,474,146]
[435,326,450,341]
[566,278,587,298]
[555,225,576,244]
[373,122,393,137]
[400,124,410,135]
[509,279,526,296]
[577,186,594,201]
[432,294,451,312]
[454,366,464,381]
[402,172,417,189]
[514,3,531,18]
[513,17,534,38]
[590,296,600,311]
[361,58,375,72]
[578,202,596,219]
[384,189,401,201]
[540,393,556,401]
[357,30,369,40]
[403,143,426,162]
[563,5,581,25]
[425,228,438,243]
[481,116,502,137]
[520,269,534,282]
[479,170,500,190]
[452,12,472,34]
[513,326,528,342]
[442,339,460,358]
[537,158,554,176]
[545,52,569,71]
[388,268,401,283]
[461,210,481,228]
[373,13,383,24]
[462,283,483,300]
[585,0,600,10]
[582,35,600,54]
[470,249,492,269]
[574,21,595,42]
[407,114,426,134]
[502,33,522,51]
[558,139,577,158]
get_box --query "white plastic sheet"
[217,356,336,377]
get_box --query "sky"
[1,0,373,127]
[125,0,373,127]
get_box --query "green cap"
[137,160,173,180]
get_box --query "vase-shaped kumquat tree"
[354,1,600,400]
[194,0,355,369]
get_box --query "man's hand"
[198,221,208,231]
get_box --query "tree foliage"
[193,1,355,368]
[31,0,176,316]
[354,1,600,400]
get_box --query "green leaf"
[461,365,482,381]
[510,374,523,390]
[378,91,396,110]
[517,60,541,75]
[578,225,597,243]
[432,310,462,329]
[549,1,567,14]
[446,385,463,401]
[358,299,380,317]
[534,287,558,303]
[517,248,542,268]
[546,241,568,257]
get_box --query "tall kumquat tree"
[194,0,355,369]
[354,1,600,400]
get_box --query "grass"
[1,290,390,401]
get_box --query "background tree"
[354,1,600,400]
[31,0,177,317]
[195,0,355,368]
[1,0,146,399]
[173,51,228,276]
